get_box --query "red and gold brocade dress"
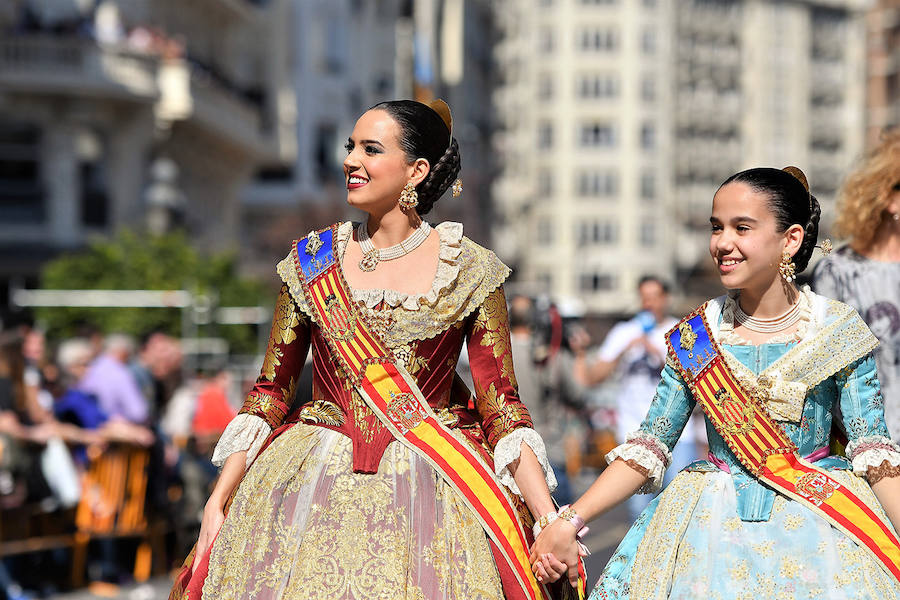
[182,222,556,600]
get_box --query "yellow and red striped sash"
[293,225,583,600]
[667,306,900,582]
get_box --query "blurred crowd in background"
[0,275,712,597]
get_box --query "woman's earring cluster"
[399,181,418,211]
[779,251,796,282]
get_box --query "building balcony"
[0,35,159,102]
[157,59,268,158]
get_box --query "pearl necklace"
[733,298,802,333]
[357,221,432,272]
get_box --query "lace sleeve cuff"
[845,435,900,483]
[605,431,672,494]
[493,428,558,497]
[211,414,273,469]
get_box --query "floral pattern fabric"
[204,426,505,599]
[174,222,552,599]
[592,292,900,599]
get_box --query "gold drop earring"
[398,182,418,210]
[779,251,796,282]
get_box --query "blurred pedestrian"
[813,129,900,441]
[572,276,699,521]
[79,334,148,425]
[510,294,581,505]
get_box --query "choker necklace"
[733,298,802,333]
[357,221,432,272]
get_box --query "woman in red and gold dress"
[170,100,575,599]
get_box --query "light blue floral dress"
[592,289,900,600]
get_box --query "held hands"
[529,516,587,587]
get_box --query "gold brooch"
[679,321,697,353]
[306,230,323,258]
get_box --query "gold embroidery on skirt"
[630,471,708,599]
[205,426,504,599]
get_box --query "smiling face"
[343,109,426,215]
[709,182,803,293]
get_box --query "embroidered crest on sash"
[715,388,755,435]
[306,230,323,258]
[323,294,356,340]
[795,472,840,507]
[679,321,698,355]
[387,390,424,433]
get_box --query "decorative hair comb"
[428,99,453,136]
[428,99,462,198]
[782,165,813,211]
[782,166,809,192]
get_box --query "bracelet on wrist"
[557,504,589,540]
[532,511,558,537]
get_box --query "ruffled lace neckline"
[718,285,815,346]
[334,220,464,311]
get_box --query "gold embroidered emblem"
[386,391,424,433]
[794,472,839,507]
[679,321,697,357]
[305,230,323,258]
[323,294,356,340]
[714,388,754,435]
[299,400,345,427]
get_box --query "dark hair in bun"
[370,100,461,215]
[718,167,821,273]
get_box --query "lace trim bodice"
[277,221,512,347]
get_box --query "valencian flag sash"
[293,225,586,600]
[667,305,900,583]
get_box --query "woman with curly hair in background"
[813,130,900,442]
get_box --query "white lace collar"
[334,221,464,311]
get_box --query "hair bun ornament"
[782,166,810,192]
[428,99,453,136]
[818,239,833,256]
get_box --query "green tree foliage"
[36,231,270,355]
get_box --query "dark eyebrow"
[353,139,384,147]
[709,215,759,224]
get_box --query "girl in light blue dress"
[530,167,900,599]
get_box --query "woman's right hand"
[191,450,248,573]
[193,498,225,573]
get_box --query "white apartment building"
[493,0,869,313]
[493,0,673,313]
[0,0,293,293]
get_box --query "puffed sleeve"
[837,354,900,484]
[466,284,556,495]
[212,284,311,468]
[605,354,696,493]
